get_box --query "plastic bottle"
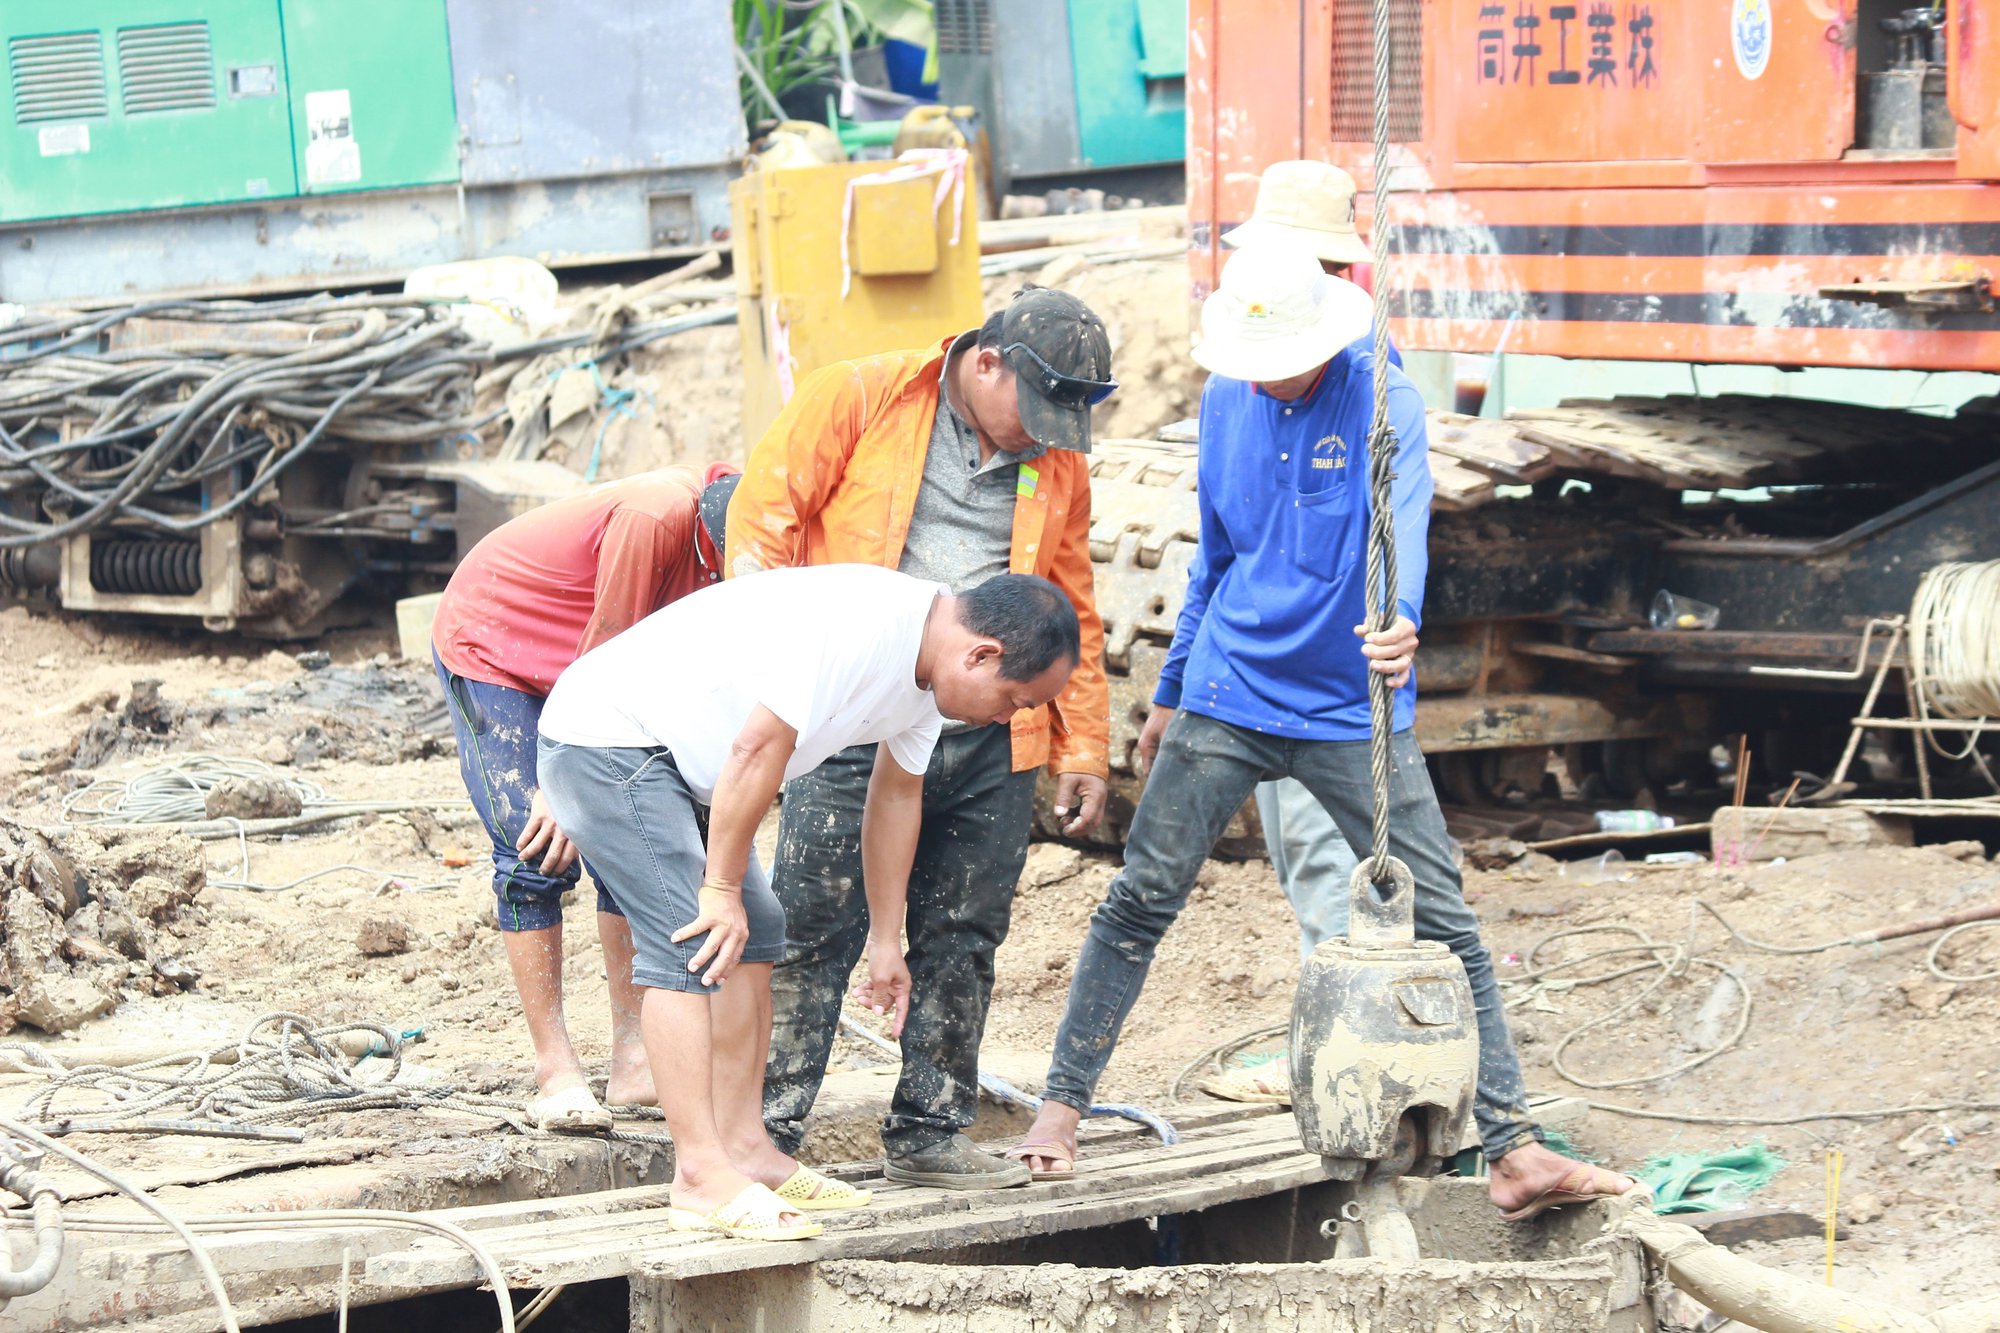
[1594,810,1676,833]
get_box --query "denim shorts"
[433,652,622,932]
[536,738,786,993]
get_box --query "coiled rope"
[1911,559,2000,720]
[56,753,458,892]
[3,1013,670,1151]
[60,753,327,825]
[1910,559,2000,790]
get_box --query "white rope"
[1911,559,2000,721]
[60,754,328,825]
[1909,559,2000,787]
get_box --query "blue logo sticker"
[1732,0,1772,80]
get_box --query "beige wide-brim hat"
[1221,159,1374,268]
[1192,239,1375,383]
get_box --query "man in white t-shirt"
[536,565,1081,1241]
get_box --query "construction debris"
[0,817,204,1034]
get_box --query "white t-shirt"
[538,564,946,802]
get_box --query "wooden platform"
[92,1110,1328,1306]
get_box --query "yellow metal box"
[731,157,982,444]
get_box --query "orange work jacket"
[724,338,1110,780]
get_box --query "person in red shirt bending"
[431,463,739,1131]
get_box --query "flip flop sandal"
[1199,1062,1293,1105]
[526,1085,614,1133]
[1498,1165,1636,1224]
[1003,1138,1078,1183]
[703,1183,824,1241]
[774,1165,873,1211]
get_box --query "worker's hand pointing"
[515,789,580,875]
[1355,615,1419,689]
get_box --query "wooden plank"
[365,1117,1316,1289]
[95,1183,688,1285]
[1426,414,1557,484]
[1429,456,1497,510]
[1526,823,1712,853]
[367,1119,1311,1288]
[101,1110,1280,1290]
[633,1156,1337,1285]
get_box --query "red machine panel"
[1191,0,2000,371]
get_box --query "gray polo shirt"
[895,332,1046,593]
[899,333,1050,735]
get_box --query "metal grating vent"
[8,31,109,124]
[1329,0,1424,142]
[117,22,215,115]
[935,0,993,55]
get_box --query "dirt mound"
[514,244,1202,483]
[0,817,206,1034]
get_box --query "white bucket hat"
[1221,160,1374,268]
[1192,238,1375,382]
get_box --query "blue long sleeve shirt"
[1154,346,1432,740]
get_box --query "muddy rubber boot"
[883,1133,1032,1190]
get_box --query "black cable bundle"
[0,294,494,550]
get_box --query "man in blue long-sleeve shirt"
[1007,240,1632,1223]
[1216,158,1402,1099]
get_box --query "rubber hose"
[1622,1212,2000,1333]
[0,1183,64,1300]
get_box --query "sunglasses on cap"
[1001,341,1119,408]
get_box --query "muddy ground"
[2,602,1997,1321]
[4,249,1999,1324]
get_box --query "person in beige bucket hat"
[1222,160,1374,269]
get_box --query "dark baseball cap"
[697,469,741,573]
[997,287,1116,453]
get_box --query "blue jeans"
[1257,778,1361,963]
[1044,709,1541,1161]
[433,652,621,932]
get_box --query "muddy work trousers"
[763,723,1036,1157]
[1042,709,1542,1162]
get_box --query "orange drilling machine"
[1128,0,2000,811]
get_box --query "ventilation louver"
[9,31,109,124]
[117,22,215,115]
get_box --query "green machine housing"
[934,0,1186,201]
[0,0,747,304]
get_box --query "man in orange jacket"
[727,287,1114,1189]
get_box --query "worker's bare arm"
[854,744,925,1034]
[675,705,797,985]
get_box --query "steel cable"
[1363,0,1403,884]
